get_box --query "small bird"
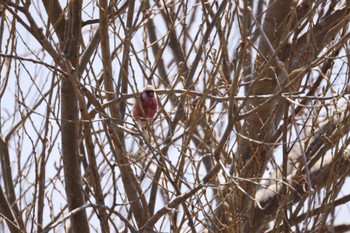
[132,85,158,139]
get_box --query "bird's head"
[141,85,156,99]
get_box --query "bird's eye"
[146,91,154,96]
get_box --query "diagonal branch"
[99,0,149,227]
[253,107,350,230]
[0,137,24,232]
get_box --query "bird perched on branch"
[132,85,158,139]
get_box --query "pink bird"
[132,85,158,133]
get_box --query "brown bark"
[60,0,90,232]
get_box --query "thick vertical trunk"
[233,0,293,231]
[60,0,90,232]
[61,78,89,233]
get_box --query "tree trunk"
[60,0,90,232]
